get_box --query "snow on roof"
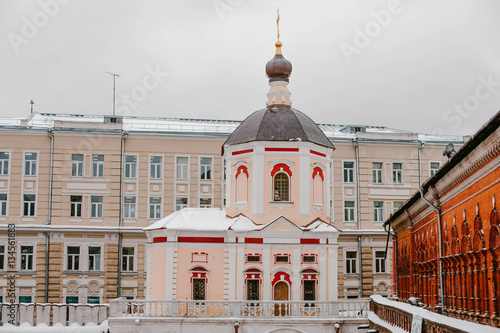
[145,208,232,231]
[229,215,262,232]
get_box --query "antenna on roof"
[443,143,456,159]
[106,72,120,116]
[30,100,34,113]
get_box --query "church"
[144,34,341,305]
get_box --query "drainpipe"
[43,129,54,303]
[117,131,128,297]
[418,187,445,313]
[384,222,398,299]
[353,139,363,298]
[418,141,424,186]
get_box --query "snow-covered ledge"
[369,295,500,333]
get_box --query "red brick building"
[384,110,500,327]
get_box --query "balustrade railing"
[110,299,369,319]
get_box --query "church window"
[275,254,290,264]
[274,173,289,201]
[247,280,260,301]
[192,278,206,300]
[303,280,316,302]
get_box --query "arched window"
[274,172,289,201]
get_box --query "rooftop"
[0,112,466,143]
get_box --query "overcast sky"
[1,0,499,136]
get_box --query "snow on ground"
[0,321,109,333]
[368,311,407,333]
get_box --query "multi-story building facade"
[0,112,465,304]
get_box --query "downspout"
[43,129,54,303]
[353,139,363,298]
[384,222,398,299]
[418,187,445,313]
[117,131,128,297]
[418,141,424,186]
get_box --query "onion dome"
[265,41,292,82]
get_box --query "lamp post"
[234,321,240,333]
[334,322,340,333]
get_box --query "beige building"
[0,112,465,303]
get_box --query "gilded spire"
[275,8,282,55]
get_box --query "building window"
[274,173,289,202]
[374,201,384,222]
[200,198,212,208]
[200,157,212,180]
[176,157,188,180]
[23,194,36,217]
[72,154,83,177]
[394,201,403,213]
[125,155,137,178]
[87,297,100,304]
[344,201,355,222]
[302,255,317,264]
[88,247,101,271]
[123,197,136,219]
[90,196,103,218]
[303,280,316,302]
[393,163,402,184]
[24,152,37,176]
[192,278,206,300]
[375,251,386,273]
[20,246,33,271]
[430,162,440,177]
[67,246,80,271]
[345,251,357,274]
[176,197,188,211]
[122,247,134,272]
[373,162,382,184]
[275,255,290,264]
[0,152,9,175]
[247,280,260,301]
[0,194,6,216]
[246,255,261,263]
[149,197,161,219]
[19,296,32,303]
[66,296,78,303]
[0,246,4,270]
[150,156,162,179]
[92,155,104,177]
[70,196,82,218]
[343,161,354,183]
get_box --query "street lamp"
[234,321,240,333]
[334,322,340,333]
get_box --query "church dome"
[224,105,334,149]
[265,41,292,82]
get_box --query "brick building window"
[67,246,80,271]
[122,247,135,272]
[0,152,9,175]
[72,154,83,177]
[20,246,33,271]
[394,201,403,213]
[88,247,101,271]
[125,155,137,178]
[302,254,317,264]
[345,251,357,274]
[275,254,290,264]
[375,251,386,273]
[430,162,440,177]
[92,155,104,177]
[373,162,382,183]
[70,196,82,218]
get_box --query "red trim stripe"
[178,237,225,243]
[153,237,167,243]
[265,148,299,152]
[232,149,253,156]
[300,239,320,244]
[245,238,263,244]
[310,150,326,157]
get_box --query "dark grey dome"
[224,105,334,149]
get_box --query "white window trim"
[175,155,190,181]
[148,196,162,220]
[343,249,358,275]
[0,150,11,176]
[0,192,8,217]
[372,162,383,184]
[90,196,103,219]
[343,200,356,223]
[342,160,355,184]
[149,155,163,180]
[124,154,139,179]
[373,249,389,274]
[199,156,214,181]
[429,161,441,177]
[23,151,39,177]
[121,244,137,272]
[71,154,84,178]
[87,244,103,272]
[18,243,36,272]
[392,162,403,184]
[374,201,384,223]
[92,154,104,178]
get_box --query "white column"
[252,151,264,215]
[226,243,237,300]
[225,156,232,208]
[145,244,152,299]
[328,245,339,300]
[299,154,310,216]
[319,246,327,301]
[292,246,301,300]
[165,243,176,299]
[236,244,245,300]
[263,246,271,300]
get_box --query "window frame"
[0,193,7,216]
[20,245,34,271]
[88,246,102,272]
[345,250,357,275]
[149,197,162,219]
[394,201,404,213]
[199,157,212,181]
[374,250,387,274]
[149,156,162,179]
[176,197,188,211]
[246,279,260,301]
[124,155,137,178]
[121,246,135,272]
[123,197,136,219]
[176,156,189,181]
[273,172,290,202]
[374,201,384,222]
[372,162,383,184]
[343,161,354,183]
[92,154,104,178]
[0,245,4,271]
[70,196,83,218]
[392,163,403,184]
[23,194,36,217]
[303,279,316,302]
[90,196,103,219]
[192,278,206,300]
[344,201,355,222]
[430,161,441,177]
[67,246,80,272]
[71,154,83,177]
[24,152,37,177]
[199,197,212,208]
[0,152,10,175]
